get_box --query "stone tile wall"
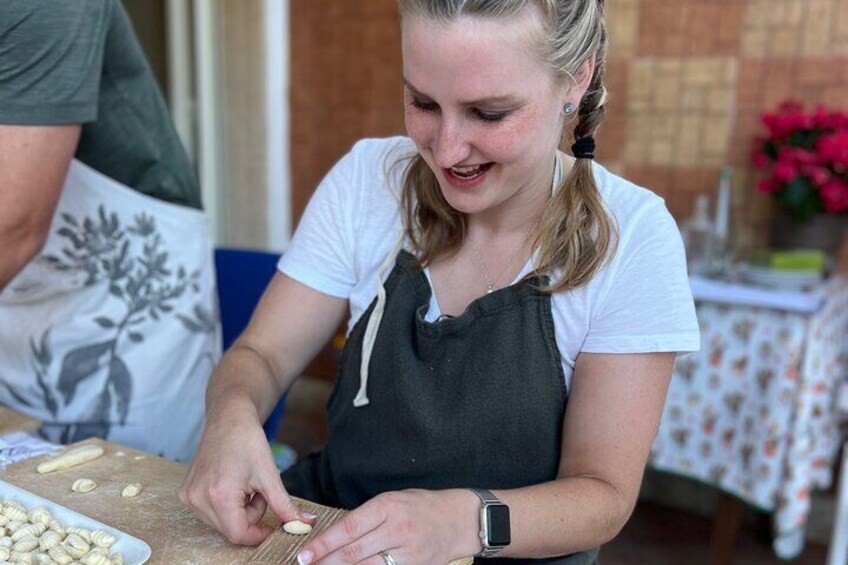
[602,0,848,252]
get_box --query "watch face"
[485,504,511,547]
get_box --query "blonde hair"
[397,0,617,293]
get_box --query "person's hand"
[295,489,480,565]
[179,410,314,545]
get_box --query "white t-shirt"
[279,137,700,389]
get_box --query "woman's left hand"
[296,489,480,564]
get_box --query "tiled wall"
[602,0,848,252]
[289,1,848,254]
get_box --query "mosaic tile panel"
[606,0,640,60]
[625,58,738,168]
[743,0,848,57]
[637,0,745,56]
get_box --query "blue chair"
[214,247,286,440]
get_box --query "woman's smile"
[443,163,494,188]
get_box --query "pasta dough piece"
[6,520,25,533]
[32,553,53,565]
[282,520,312,535]
[38,530,61,551]
[12,523,46,542]
[2,506,28,522]
[63,532,90,558]
[9,549,34,563]
[37,445,104,474]
[28,507,51,527]
[66,527,92,543]
[80,547,110,565]
[48,545,74,565]
[11,535,39,552]
[71,479,98,494]
[47,518,66,538]
[120,484,142,498]
[0,498,125,565]
[90,530,116,549]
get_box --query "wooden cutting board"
[249,501,474,565]
[4,439,475,564]
[4,439,253,565]
[0,407,41,435]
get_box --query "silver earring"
[563,103,575,114]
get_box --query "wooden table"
[0,406,41,435]
[2,439,255,564]
[2,439,474,565]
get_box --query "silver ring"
[379,550,399,565]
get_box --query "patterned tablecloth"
[650,276,848,558]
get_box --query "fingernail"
[297,549,313,565]
[302,512,318,520]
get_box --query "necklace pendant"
[486,284,495,294]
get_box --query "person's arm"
[180,271,347,546]
[487,351,675,557]
[294,351,674,563]
[0,124,80,290]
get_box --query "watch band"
[470,488,500,505]
[469,488,509,558]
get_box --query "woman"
[180,1,700,563]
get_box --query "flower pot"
[771,208,848,256]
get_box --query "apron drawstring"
[353,235,405,407]
[355,152,564,408]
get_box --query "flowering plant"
[752,101,848,221]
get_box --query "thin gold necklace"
[469,236,530,294]
[467,154,562,294]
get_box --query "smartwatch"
[469,488,511,558]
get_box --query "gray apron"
[283,249,599,563]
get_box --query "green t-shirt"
[0,0,201,209]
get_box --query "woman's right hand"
[179,407,313,545]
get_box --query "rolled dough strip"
[36,445,105,474]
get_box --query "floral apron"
[0,160,219,463]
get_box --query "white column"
[193,0,223,244]
[264,0,292,251]
[165,0,195,162]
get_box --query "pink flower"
[756,101,848,218]
[757,177,779,193]
[773,160,798,183]
[820,178,848,213]
[752,152,770,169]
[801,165,831,187]
[786,147,819,166]
[817,131,848,165]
